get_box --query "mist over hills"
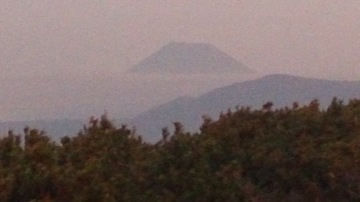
[130,74,360,141]
[0,119,84,140]
[2,41,359,142]
[0,41,258,140]
[2,74,360,142]
[128,42,251,74]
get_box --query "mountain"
[130,74,360,141]
[128,42,251,74]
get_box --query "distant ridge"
[130,74,360,141]
[128,42,251,74]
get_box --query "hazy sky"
[1,1,360,121]
[2,0,360,79]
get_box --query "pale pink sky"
[1,0,360,80]
[1,1,360,121]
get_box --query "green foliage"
[1,99,360,201]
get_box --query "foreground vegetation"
[1,98,360,201]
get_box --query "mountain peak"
[164,41,216,49]
[128,42,252,74]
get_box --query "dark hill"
[130,74,360,141]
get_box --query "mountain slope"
[130,74,360,141]
[128,42,251,74]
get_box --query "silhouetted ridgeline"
[1,99,360,201]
